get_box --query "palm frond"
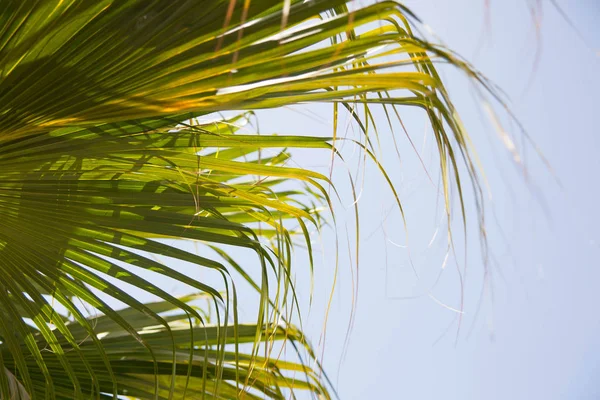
[0,1,491,399]
[2,295,327,400]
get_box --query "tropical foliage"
[0,0,488,398]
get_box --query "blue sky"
[254,1,600,398]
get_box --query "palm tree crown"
[0,1,489,398]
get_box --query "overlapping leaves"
[0,0,487,398]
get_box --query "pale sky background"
[110,1,600,398]
[257,0,600,399]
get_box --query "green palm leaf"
[0,1,489,399]
[3,294,328,399]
